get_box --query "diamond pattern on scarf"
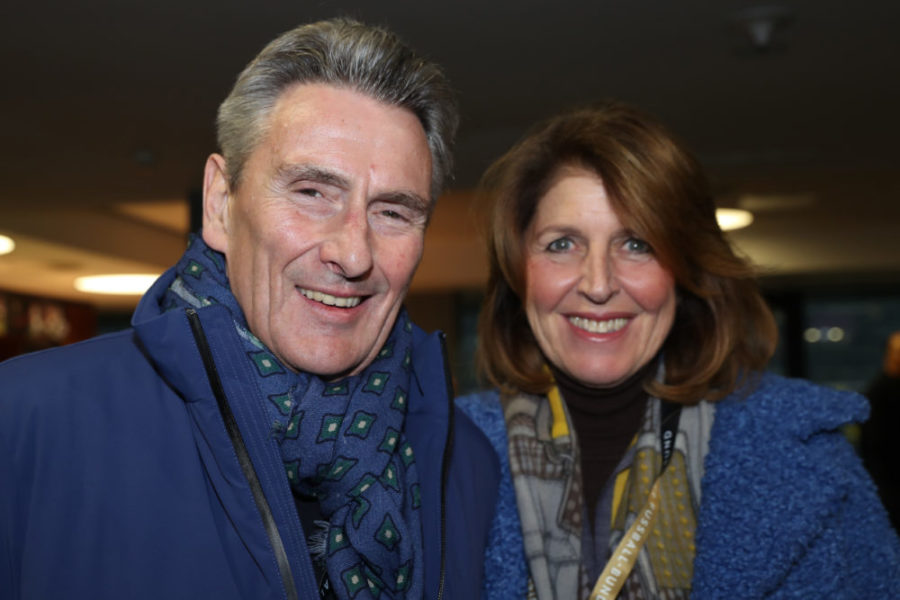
[162,235,424,599]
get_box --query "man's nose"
[319,205,374,280]
[577,247,620,303]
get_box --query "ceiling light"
[804,327,822,343]
[74,274,160,295]
[716,208,754,231]
[731,5,794,52]
[827,327,845,343]
[0,234,15,255]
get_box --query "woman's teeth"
[569,316,628,333]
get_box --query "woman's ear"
[201,153,230,253]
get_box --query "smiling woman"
[522,165,677,389]
[457,100,900,600]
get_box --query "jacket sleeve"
[1,445,16,600]
[456,391,530,600]
[0,383,21,600]
[830,429,900,598]
[694,375,900,598]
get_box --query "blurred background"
[1,0,899,397]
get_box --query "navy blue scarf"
[162,235,424,599]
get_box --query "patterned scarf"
[504,381,713,600]
[603,397,712,599]
[502,389,588,599]
[162,235,423,599]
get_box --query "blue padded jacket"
[1,267,499,599]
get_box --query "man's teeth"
[569,316,628,334]
[300,288,361,308]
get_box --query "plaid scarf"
[162,235,423,599]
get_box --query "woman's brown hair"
[476,101,777,403]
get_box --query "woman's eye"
[624,237,651,254]
[546,237,574,253]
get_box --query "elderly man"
[0,19,498,600]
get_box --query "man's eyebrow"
[377,191,433,221]
[378,191,430,211]
[275,163,432,217]
[274,164,350,189]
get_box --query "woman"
[457,102,899,599]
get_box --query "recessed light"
[74,274,160,295]
[716,208,754,231]
[0,234,15,256]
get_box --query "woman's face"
[523,165,677,388]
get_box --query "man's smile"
[298,287,363,308]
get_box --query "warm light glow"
[74,274,160,295]
[716,208,754,231]
[0,234,15,255]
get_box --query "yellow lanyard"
[589,478,662,599]
[547,384,681,599]
[588,400,681,600]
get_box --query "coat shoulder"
[716,372,870,439]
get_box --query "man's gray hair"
[216,18,459,201]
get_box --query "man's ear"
[202,153,231,253]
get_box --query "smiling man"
[0,19,498,600]
[203,83,433,379]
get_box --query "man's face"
[203,83,432,379]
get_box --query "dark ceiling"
[1,0,899,307]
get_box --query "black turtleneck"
[550,357,659,524]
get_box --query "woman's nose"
[578,248,620,303]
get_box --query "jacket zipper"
[437,332,455,600]
[186,308,299,600]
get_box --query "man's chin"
[272,303,403,379]
[278,345,374,381]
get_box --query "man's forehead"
[269,82,424,136]
[252,84,432,194]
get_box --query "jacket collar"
[131,266,221,404]
[132,265,450,420]
[130,264,452,598]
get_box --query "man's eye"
[374,202,426,227]
[546,238,573,253]
[296,187,323,198]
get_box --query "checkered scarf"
[162,235,423,599]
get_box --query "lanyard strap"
[589,402,682,600]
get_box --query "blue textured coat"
[0,267,499,599]
[458,373,900,598]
